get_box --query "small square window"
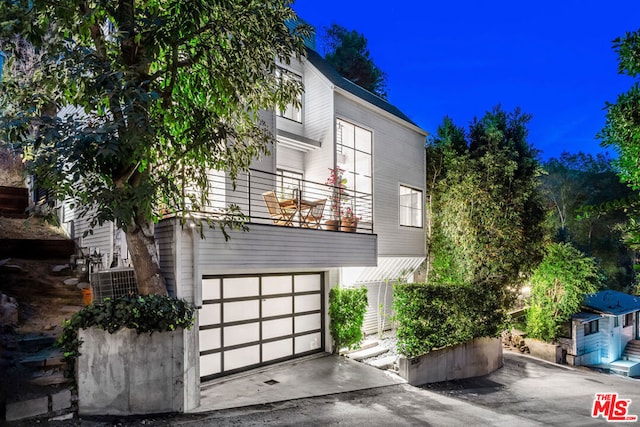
[584,319,599,336]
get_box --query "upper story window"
[276,68,302,123]
[336,119,372,222]
[400,185,423,228]
[584,319,599,336]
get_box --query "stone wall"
[398,337,503,386]
[524,338,563,364]
[77,326,199,415]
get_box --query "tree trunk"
[125,219,168,295]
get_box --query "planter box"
[524,338,563,364]
[77,327,199,415]
[398,337,503,386]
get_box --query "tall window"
[276,169,303,199]
[623,312,634,328]
[336,119,372,221]
[400,185,422,227]
[276,68,302,122]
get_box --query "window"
[336,119,372,221]
[623,312,634,328]
[400,185,423,227]
[276,169,303,200]
[584,319,599,336]
[276,68,302,122]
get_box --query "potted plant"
[325,167,347,231]
[340,206,360,232]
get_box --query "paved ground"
[8,351,639,426]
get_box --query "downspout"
[190,223,202,308]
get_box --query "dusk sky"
[293,1,640,160]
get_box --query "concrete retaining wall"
[524,338,563,364]
[398,337,503,386]
[77,326,199,415]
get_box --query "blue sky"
[293,1,640,160]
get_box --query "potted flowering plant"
[340,206,360,232]
[325,167,348,230]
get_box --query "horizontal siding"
[156,220,177,297]
[194,223,376,275]
[359,281,394,335]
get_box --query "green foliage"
[58,294,194,379]
[393,282,504,358]
[525,243,603,342]
[425,107,545,307]
[0,0,310,294]
[540,152,636,291]
[328,286,368,352]
[323,23,387,98]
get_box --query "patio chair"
[262,190,296,226]
[302,199,326,229]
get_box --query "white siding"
[194,224,376,276]
[334,93,426,258]
[277,146,305,172]
[156,220,178,298]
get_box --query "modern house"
[56,41,428,388]
[560,290,640,376]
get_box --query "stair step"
[368,355,397,370]
[19,348,65,368]
[346,345,388,361]
[29,372,71,387]
[17,335,56,351]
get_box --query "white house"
[560,290,640,376]
[58,43,428,385]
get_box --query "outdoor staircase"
[343,335,399,372]
[4,334,75,422]
[621,339,640,362]
[609,340,640,378]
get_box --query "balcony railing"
[184,168,373,234]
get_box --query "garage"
[199,272,324,380]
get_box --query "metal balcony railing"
[183,168,373,234]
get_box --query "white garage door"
[199,272,324,380]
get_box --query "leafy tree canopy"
[425,107,545,324]
[525,242,603,342]
[322,23,387,98]
[0,0,310,294]
[540,152,636,291]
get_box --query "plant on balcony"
[341,206,360,232]
[325,167,348,230]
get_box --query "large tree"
[0,1,309,295]
[540,152,635,291]
[322,23,387,98]
[426,107,545,313]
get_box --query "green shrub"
[58,294,195,380]
[393,282,504,358]
[328,286,368,352]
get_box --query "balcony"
[186,168,373,234]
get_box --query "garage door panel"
[200,273,323,379]
[295,313,321,334]
[200,353,221,377]
[263,318,293,340]
[263,339,293,362]
[224,300,259,323]
[202,278,220,300]
[199,328,221,352]
[295,332,322,354]
[295,294,321,313]
[225,345,260,371]
[223,277,259,298]
[199,303,220,327]
[262,276,292,295]
[295,274,321,293]
[224,323,260,347]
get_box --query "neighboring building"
[560,290,640,374]
[57,43,428,383]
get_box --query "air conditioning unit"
[90,268,137,301]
